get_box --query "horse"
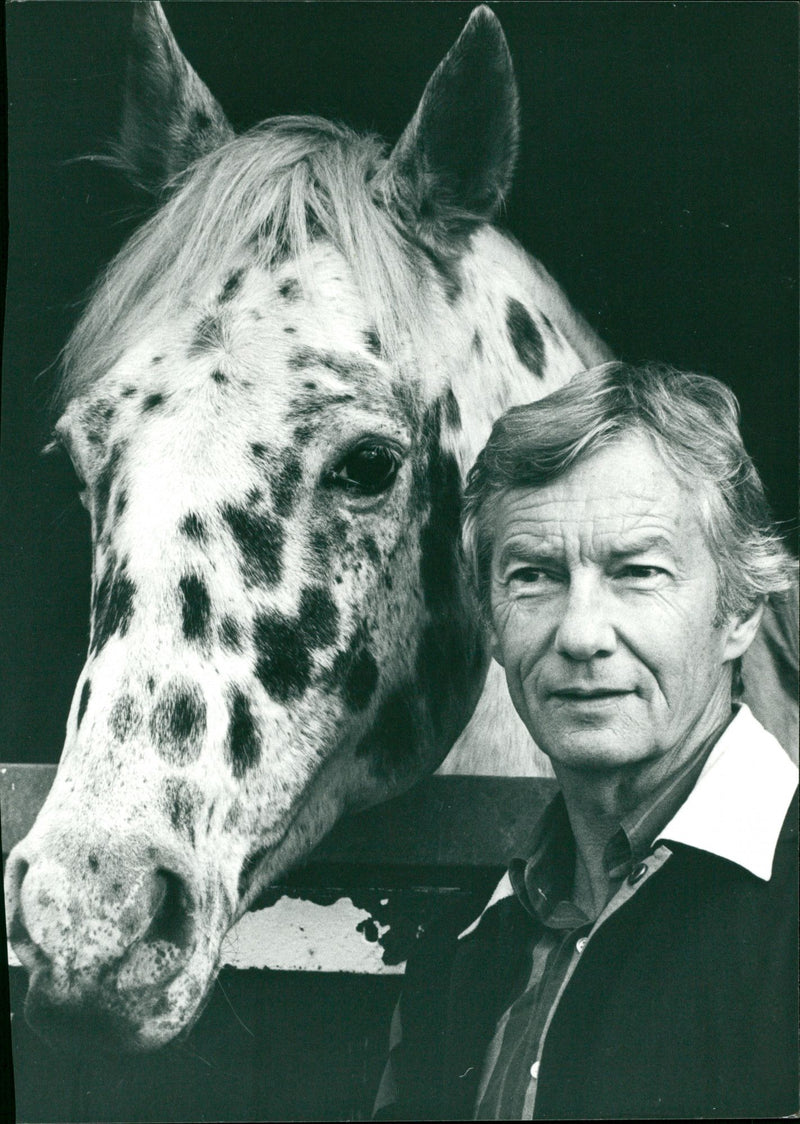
[5,2,796,1054]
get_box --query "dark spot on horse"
[390,380,422,429]
[298,585,339,649]
[540,312,554,334]
[114,490,128,520]
[88,431,102,446]
[254,587,337,703]
[143,392,165,412]
[188,314,225,357]
[364,329,382,357]
[506,297,545,377]
[355,685,421,778]
[443,388,462,431]
[251,442,268,460]
[77,680,91,729]
[109,694,141,742]
[180,513,206,542]
[279,278,300,301]
[361,535,381,567]
[88,854,99,873]
[121,386,137,398]
[219,269,244,304]
[414,239,463,303]
[151,355,163,366]
[293,423,315,446]
[222,505,284,587]
[284,325,296,335]
[237,844,270,901]
[472,330,483,356]
[246,487,263,507]
[310,530,330,568]
[95,444,123,531]
[101,404,115,422]
[289,349,313,371]
[179,575,211,643]
[150,682,206,765]
[211,369,227,384]
[164,777,200,845]
[147,677,155,694]
[271,451,303,517]
[92,563,135,654]
[227,691,261,778]
[419,444,462,605]
[223,802,242,833]
[303,381,317,392]
[289,345,377,385]
[220,616,243,651]
[343,648,379,711]
[192,109,212,133]
[289,392,355,419]
[330,516,349,549]
[412,416,488,750]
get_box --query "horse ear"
[116,2,234,195]
[382,6,519,236]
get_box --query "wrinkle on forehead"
[491,434,704,569]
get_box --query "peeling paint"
[220,896,403,974]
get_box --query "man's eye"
[510,567,545,582]
[325,443,401,496]
[508,567,558,588]
[617,565,666,581]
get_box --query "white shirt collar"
[460,706,797,938]
[657,704,797,881]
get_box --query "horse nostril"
[144,869,194,951]
[5,855,32,944]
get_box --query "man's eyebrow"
[495,539,561,571]
[606,533,677,559]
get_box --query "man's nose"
[553,576,617,660]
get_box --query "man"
[375,362,798,1120]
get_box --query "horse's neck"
[436,229,612,779]
[444,229,615,476]
[437,660,553,776]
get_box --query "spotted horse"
[5,3,797,1052]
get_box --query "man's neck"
[553,703,734,918]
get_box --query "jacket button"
[530,1061,540,1079]
[629,861,648,884]
[575,936,588,954]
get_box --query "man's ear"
[722,599,765,663]
[488,619,506,667]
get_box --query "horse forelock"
[57,116,446,412]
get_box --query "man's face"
[488,430,758,776]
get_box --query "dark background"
[2,1,798,766]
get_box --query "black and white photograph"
[2,2,798,1120]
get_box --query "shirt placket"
[521,844,674,1119]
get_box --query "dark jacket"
[378,791,798,1120]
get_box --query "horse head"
[5,3,609,1050]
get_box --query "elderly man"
[375,362,798,1120]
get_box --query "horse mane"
[57,117,437,410]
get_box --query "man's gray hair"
[462,362,795,626]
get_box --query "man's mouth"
[550,687,633,700]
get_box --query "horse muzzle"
[4,829,218,1051]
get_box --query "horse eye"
[327,444,400,495]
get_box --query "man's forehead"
[489,433,703,558]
